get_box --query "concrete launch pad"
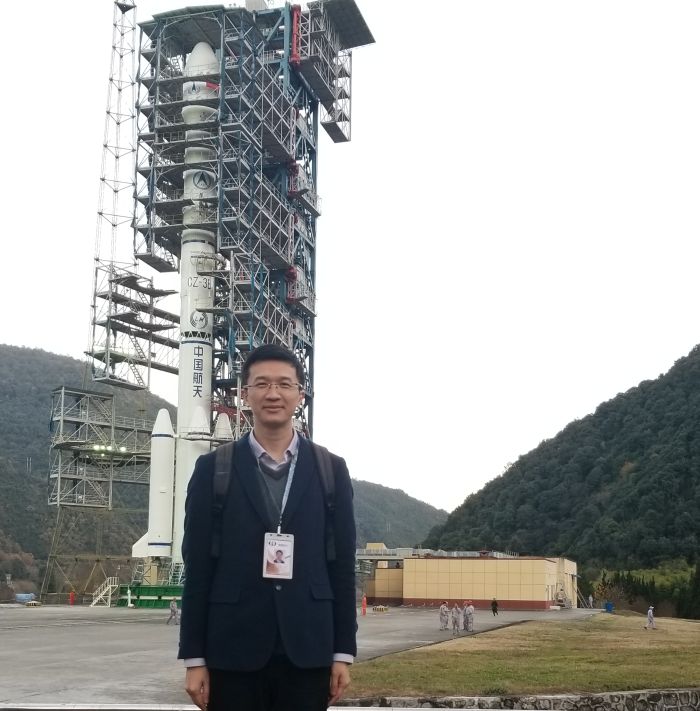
[0,604,597,705]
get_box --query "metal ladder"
[90,576,120,607]
[169,561,185,585]
[577,588,593,608]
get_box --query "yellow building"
[362,548,577,610]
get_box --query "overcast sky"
[2,1,700,512]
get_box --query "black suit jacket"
[178,434,357,671]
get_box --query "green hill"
[0,344,176,589]
[353,479,447,549]
[0,345,446,588]
[425,345,700,570]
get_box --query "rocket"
[213,412,234,442]
[132,408,175,558]
[172,41,220,565]
[133,42,220,566]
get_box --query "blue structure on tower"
[127,0,374,436]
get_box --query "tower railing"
[90,262,180,386]
[48,386,152,508]
[91,577,120,607]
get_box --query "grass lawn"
[349,613,700,698]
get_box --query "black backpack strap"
[311,442,336,562]
[211,440,236,559]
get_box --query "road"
[0,604,598,705]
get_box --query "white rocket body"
[170,42,220,565]
[133,42,221,566]
[212,412,234,442]
[132,409,175,558]
[172,406,212,562]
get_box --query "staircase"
[91,576,120,607]
[131,559,145,585]
[577,588,593,609]
[169,561,185,585]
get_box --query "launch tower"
[127,0,372,427]
[83,0,373,579]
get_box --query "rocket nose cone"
[190,406,211,435]
[185,42,218,77]
[213,413,234,441]
[152,409,175,436]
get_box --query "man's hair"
[242,344,304,385]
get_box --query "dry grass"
[349,613,700,698]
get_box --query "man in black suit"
[179,344,356,711]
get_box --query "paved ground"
[0,604,599,705]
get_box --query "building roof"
[139,6,228,53]
[139,2,374,53]
[309,0,375,49]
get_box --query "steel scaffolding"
[42,386,153,600]
[130,0,373,435]
[50,0,372,601]
[43,0,146,601]
[90,260,179,388]
[48,387,152,508]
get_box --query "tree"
[678,566,700,620]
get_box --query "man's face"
[243,360,304,429]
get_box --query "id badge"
[262,532,294,580]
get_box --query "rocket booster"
[173,405,212,561]
[132,409,175,558]
[212,412,234,442]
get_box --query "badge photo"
[262,533,294,580]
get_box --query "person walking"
[644,605,657,630]
[439,601,449,631]
[167,598,180,625]
[179,344,357,711]
[491,597,499,616]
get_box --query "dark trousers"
[209,657,331,711]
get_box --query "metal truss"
[320,49,352,142]
[40,504,141,603]
[48,387,151,508]
[133,12,220,272]
[296,5,353,143]
[219,164,294,268]
[128,1,373,440]
[89,260,179,389]
[57,0,371,602]
[88,1,171,391]
[286,265,316,317]
[257,54,296,159]
[49,1,156,602]
[288,163,322,217]
[95,0,138,262]
[293,211,316,250]
[225,254,293,349]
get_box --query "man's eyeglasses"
[244,382,303,393]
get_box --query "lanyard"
[273,450,298,534]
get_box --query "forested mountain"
[353,479,447,548]
[0,345,445,589]
[0,345,176,588]
[425,345,700,570]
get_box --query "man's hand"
[328,661,351,706]
[185,665,210,710]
